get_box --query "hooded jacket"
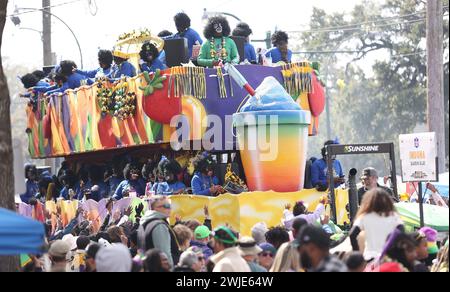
[139,210,180,268]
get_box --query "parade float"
[23,30,352,236]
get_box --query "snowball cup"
[233,77,311,192]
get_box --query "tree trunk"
[0,0,20,272]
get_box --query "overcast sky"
[3,0,372,70]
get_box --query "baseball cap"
[194,225,211,240]
[212,226,238,245]
[258,243,277,255]
[294,225,331,250]
[361,167,378,179]
[48,240,70,258]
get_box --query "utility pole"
[427,0,446,173]
[42,0,58,172]
[42,0,52,66]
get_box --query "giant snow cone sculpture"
[228,64,311,192]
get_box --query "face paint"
[214,23,223,34]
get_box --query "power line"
[7,0,85,17]
[288,6,449,34]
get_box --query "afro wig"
[271,30,289,47]
[32,70,47,80]
[142,160,157,181]
[59,60,77,77]
[174,12,191,32]
[24,164,38,180]
[123,163,141,180]
[203,16,231,39]
[158,156,182,178]
[21,73,40,89]
[139,42,160,63]
[232,22,253,38]
[158,30,173,38]
[192,152,216,174]
[98,50,113,67]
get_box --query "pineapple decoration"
[113,80,137,120]
[97,79,114,116]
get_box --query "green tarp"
[395,203,449,232]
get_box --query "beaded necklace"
[210,37,228,60]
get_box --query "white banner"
[399,132,438,182]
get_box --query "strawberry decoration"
[141,70,182,124]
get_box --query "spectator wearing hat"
[95,243,132,272]
[358,167,396,204]
[138,196,181,268]
[419,227,439,267]
[296,225,347,272]
[186,246,207,272]
[238,237,267,272]
[412,231,430,272]
[191,225,213,261]
[68,236,90,272]
[209,226,251,272]
[251,222,268,245]
[258,243,276,271]
[48,240,71,272]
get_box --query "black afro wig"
[21,73,40,89]
[174,12,191,32]
[158,157,182,177]
[140,42,160,63]
[158,30,173,38]
[98,50,113,67]
[232,22,253,38]
[59,60,77,77]
[24,164,38,179]
[271,30,289,46]
[142,160,157,181]
[203,16,231,39]
[123,163,141,180]
[192,153,216,174]
[32,70,46,80]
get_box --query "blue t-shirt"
[310,158,344,188]
[159,50,166,65]
[113,179,146,200]
[244,43,257,63]
[151,181,186,195]
[173,28,203,58]
[47,73,86,94]
[108,176,122,197]
[77,67,112,79]
[191,172,220,196]
[111,61,137,79]
[265,47,293,63]
[140,58,167,73]
[20,180,39,204]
